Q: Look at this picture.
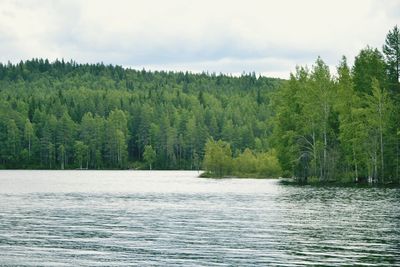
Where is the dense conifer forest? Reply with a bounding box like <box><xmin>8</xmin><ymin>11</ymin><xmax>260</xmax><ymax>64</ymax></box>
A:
<box><xmin>0</xmin><ymin>59</ymin><xmax>281</xmax><ymax>171</ymax></box>
<box><xmin>1</xmin><ymin>26</ymin><xmax>399</xmax><ymax>184</ymax></box>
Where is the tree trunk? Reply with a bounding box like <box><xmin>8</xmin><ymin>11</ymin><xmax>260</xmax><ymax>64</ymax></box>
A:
<box><xmin>323</xmin><ymin>101</ymin><xmax>329</xmax><ymax>181</ymax></box>
<box><xmin>312</xmin><ymin>131</ymin><xmax>317</xmax><ymax>178</ymax></box>
<box><xmin>378</xmin><ymin>98</ymin><xmax>384</xmax><ymax>183</ymax></box>
<box><xmin>324</xmin><ymin>129</ymin><xmax>327</xmax><ymax>180</ymax></box>
<box><xmin>28</xmin><ymin>137</ymin><xmax>31</xmax><ymax>159</ymax></box>
<box><xmin>397</xmin><ymin>136</ymin><xmax>399</xmax><ymax>183</ymax></box>
<box><xmin>353</xmin><ymin>147</ymin><xmax>358</xmax><ymax>182</ymax></box>
<box><xmin>374</xmin><ymin>151</ymin><xmax>378</xmax><ymax>183</ymax></box>
<box><xmin>380</xmin><ymin>127</ymin><xmax>384</xmax><ymax>183</ymax></box>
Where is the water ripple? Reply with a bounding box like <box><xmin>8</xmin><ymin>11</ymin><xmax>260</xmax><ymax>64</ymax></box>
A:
<box><xmin>0</xmin><ymin>170</ymin><xmax>399</xmax><ymax>266</ymax></box>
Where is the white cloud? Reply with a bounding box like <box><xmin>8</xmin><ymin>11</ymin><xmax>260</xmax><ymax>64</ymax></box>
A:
<box><xmin>130</xmin><ymin>57</ymin><xmax>295</xmax><ymax>78</ymax></box>
<box><xmin>0</xmin><ymin>0</ymin><xmax>398</xmax><ymax>78</ymax></box>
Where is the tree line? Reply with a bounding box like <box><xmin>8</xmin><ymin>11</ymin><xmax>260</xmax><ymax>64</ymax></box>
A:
<box><xmin>1</xmin><ymin>25</ymin><xmax>399</xmax><ymax>184</ymax></box>
<box><xmin>270</xmin><ymin>25</ymin><xmax>400</xmax><ymax>184</ymax></box>
<box><xmin>0</xmin><ymin>59</ymin><xmax>281</xmax><ymax>170</ymax></box>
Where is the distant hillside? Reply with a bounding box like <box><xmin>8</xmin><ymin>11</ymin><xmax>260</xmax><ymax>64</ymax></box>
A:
<box><xmin>0</xmin><ymin>59</ymin><xmax>283</xmax><ymax>169</ymax></box>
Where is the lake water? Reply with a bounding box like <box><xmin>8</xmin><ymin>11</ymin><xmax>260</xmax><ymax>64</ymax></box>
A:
<box><xmin>0</xmin><ymin>170</ymin><xmax>399</xmax><ymax>266</ymax></box>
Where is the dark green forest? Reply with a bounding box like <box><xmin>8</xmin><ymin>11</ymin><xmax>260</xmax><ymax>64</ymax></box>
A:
<box><xmin>1</xmin><ymin>26</ymin><xmax>399</xmax><ymax>184</ymax></box>
<box><xmin>0</xmin><ymin>58</ymin><xmax>281</xmax><ymax>170</ymax></box>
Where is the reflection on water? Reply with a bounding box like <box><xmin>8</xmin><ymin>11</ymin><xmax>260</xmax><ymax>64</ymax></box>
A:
<box><xmin>0</xmin><ymin>170</ymin><xmax>399</xmax><ymax>266</ymax></box>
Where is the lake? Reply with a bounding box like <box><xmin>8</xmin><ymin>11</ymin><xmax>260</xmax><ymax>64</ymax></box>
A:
<box><xmin>0</xmin><ymin>170</ymin><xmax>399</xmax><ymax>266</ymax></box>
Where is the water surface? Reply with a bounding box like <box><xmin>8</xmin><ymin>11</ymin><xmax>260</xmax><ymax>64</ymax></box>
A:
<box><xmin>0</xmin><ymin>170</ymin><xmax>399</xmax><ymax>266</ymax></box>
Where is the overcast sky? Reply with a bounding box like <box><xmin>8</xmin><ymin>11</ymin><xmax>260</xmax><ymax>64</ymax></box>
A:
<box><xmin>0</xmin><ymin>0</ymin><xmax>399</xmax><ymax>78</ymax></box>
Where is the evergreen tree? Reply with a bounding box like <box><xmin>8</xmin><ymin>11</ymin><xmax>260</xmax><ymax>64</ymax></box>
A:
<box><xmin>383</xmin><ymin>25</ymin><xmax>400</xmax><ymax>91</ymax></box>
<box><xmin>352</xmin><ymin>47</ymin><xmax>386</xmax><ymax>94</ymax></box>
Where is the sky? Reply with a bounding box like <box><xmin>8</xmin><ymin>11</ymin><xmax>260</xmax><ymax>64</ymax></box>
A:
<box><xmin>0</xmin><ymin>0</ymin><xmax>399</xmax><ymax>79</ymax></box>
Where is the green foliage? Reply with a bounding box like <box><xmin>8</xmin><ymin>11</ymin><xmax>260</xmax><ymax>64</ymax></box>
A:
<box><xmin>203</xmin><ymin>139</ymin><xmax>281</xmax><ymax>178</ymax></box>
<box><xmin>364</xmin><ymin>79</ymin><xmax>393</xmax><ymax>182</ymax></box>
<box><xmin>1</xmin><ymin>26</ymin><xmax>399</xmax><ymax>184</ymax></box>
<box><xmin>256</xmin><ymin>150</ymin><xmax>282</xmax><ymax>178</ymax></box>
<box><xmin>143</xmin><ymin>145</ymin><xmax>156</xmax><ymax>170</ymax></box>
<box><xmin>203</xmin><ymin>139</ymin><xmax>233</xmax><ymax>177</ymax></box>
<box><xmin>74</xmin><ymin>141</ymin><xmax>88</xmax><ymax>169</ymax></box>
<box><xmin>7</xmin><ymin>119</ymin><xmax>20</xmax><ymax>162</ymax></box>
<box><xmin>383</xmin><ymin>25</ymin><xmax>400</xmax><ymax>90</ymax></box>
<box><xmin>0</xmin><ymin>59</ymin><xmax>281</xmax><ymax>169</ymax></box>
<box><xmin>270</xmin><ymin>26</ymin><xmax>400</xmax><ymax>184</ymax></box>
<box><xmin>235</xmin><ymin>148</ymin><xmax>257</xmax><ymax>174</ymax></box>
<box><xmin>24</xmin><ymin>119</ymin><xmax>34</xmax><ymax>160</ymax></box>
<box><xmin>352</xmin><ymin>46</ymin><xmax>386</xmax><ymax>94</ymax></box>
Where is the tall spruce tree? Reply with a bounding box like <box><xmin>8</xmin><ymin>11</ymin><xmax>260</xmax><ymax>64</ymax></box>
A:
<box><xmin>383</xmin><ymin>25</ymin><xmax>400</xmax><ymax>91</ymax></box>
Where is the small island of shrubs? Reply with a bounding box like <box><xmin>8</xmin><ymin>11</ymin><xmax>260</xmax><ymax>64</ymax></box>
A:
<box><xmin>201</xmin><ymin>139</ymin><xmax>282</xmax><ymax>178</ymax></box>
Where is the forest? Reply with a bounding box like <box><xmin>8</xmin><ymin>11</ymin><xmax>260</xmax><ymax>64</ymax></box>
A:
<box><xmin>0</xmin><ymin>26</ymin><xmax>399</xmax><ymax>184</ymax></box>
<box><xmin>0</xmin><ymin>57</ymin><xmax>281</xmax><ymax>171</ymax></box>
<box><xmin>268</xmin><ymin>26</ymin><xmax>400</xmax><ymax>184</ymax></box>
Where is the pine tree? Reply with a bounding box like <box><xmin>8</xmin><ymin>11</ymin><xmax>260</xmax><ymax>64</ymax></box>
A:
<box><xmin>383</xmin><ymin>25</ymin><xmax>400</xmax><ymax>90</ymax></box>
